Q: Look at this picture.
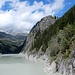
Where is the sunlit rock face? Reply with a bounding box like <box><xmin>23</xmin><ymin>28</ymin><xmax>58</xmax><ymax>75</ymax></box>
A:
<box><xmin>23</xmin><ymin>15</ymin><xmax>57</xmax><ymax>53</ymax></box>
<box><xmin>57</xmin><ymin>59</ymin><xmax>75</xmax><ymax>75</ymax></box>
<box><xmin>73</xmin><ymin>60</ymin><xmax>75</xmax><ymax>68</ymax></box>
<box><xmin>50</xmin><ymin>61</ymin><xmax>57</xmax><ymax>73</ymax></box>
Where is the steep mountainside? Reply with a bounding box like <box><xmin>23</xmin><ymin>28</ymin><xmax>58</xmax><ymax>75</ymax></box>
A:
<box><xmin>23</xmin><ymin>5</ymin><xmax>75</xmax><ymax>75</ymax></box>
<box><xmin>23</xmin><ymin>15</ymin><xmax>57</xmax><ymax>53</ymax></box>
<box><xmin>0</xmin><ymin>32</ymin><xmax>26</xmax><ymax>54</ymax></box>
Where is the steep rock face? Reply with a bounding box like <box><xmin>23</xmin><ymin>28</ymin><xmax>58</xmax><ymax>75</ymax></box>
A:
<box><xmin>30</xmin><ymin>15</ymin><xmax>57</xmax><ymax>32</ymax></box>
<box><xmin>23</xmin><ymin>15</ymin><xmax>57</xmax><ymax>54</ymax></box>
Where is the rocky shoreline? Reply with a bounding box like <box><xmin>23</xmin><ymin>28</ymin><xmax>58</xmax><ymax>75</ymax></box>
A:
<box><xmin>24</xmin><ymin>52</ymin><xmax>62</xmax><ymax>75</ymax></box>
<box><xmin>23</xmin><ymin>52</ymin><xmax>75</xmax><ymax>75</ymax></box>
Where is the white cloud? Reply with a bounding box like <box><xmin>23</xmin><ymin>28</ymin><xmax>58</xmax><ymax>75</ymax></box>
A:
<box><xmin>0</xmin><ymin>0</ymin><xmax>65</xmax><ymax>34</ymax></box>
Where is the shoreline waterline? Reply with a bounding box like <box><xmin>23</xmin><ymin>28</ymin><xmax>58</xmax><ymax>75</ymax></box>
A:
<box><xmin>0</xmin><ymin>54</ymin><xmax>61</xmax><ymax>75</ymax></box>
<box><xmin>24</xmin><ymin>53</ymin><xmax>62</xmax><ymax>75</ymax></box>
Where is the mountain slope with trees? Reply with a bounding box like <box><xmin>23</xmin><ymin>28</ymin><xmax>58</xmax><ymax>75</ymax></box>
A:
<box><xmin>23</xmin><ymin>5</ymin><xmax>75</xmax><ymax>75</ymax></box>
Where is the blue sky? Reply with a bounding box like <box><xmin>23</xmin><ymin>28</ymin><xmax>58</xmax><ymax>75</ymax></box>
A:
<box><xmin>1</xmin><ymin>1</ymin><xmax>13</xmax><ymax>11</ymax></box>
<box><xmin>1</xmin><ymin>0</ymin><xmax>75</xmax><ymax>17</ymax></box>
<box><xmin>57</xmin><ymin>0</ymin><xmax>75</xmax><ymax>17</ymax></box>
<box><xmin>0</xmin><ymin>0</ymin><xmax>75</xmax><ymax>34</ymax></box>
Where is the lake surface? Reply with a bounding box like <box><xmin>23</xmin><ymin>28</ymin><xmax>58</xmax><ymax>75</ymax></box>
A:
<box><xmin>0</xmin><ymin>54</ymin><xmax>61</xmax><ymax>75</ymax></box>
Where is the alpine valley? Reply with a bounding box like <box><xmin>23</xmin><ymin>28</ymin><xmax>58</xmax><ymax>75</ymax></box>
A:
<box><xmin>0</xmin><ymin>4</ymin><xmax>75</xmax><ymax>75</ymax></box>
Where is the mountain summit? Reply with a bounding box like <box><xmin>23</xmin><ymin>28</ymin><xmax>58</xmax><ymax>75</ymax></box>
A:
<box><xmin>23</xmin><ymin>15</ymin><xmax>57</xmax><ymax>53</ymax></box>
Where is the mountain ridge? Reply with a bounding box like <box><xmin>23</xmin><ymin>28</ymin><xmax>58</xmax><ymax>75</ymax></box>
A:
<box><xmin>0</xmin><ymin>31</ymin><xmax>26</xmax><ymax>54</ymax></box>
<box><xmin>23</xmin><ymin>15</ymin><xmax>57</xmax><ymax>53</ymax></box>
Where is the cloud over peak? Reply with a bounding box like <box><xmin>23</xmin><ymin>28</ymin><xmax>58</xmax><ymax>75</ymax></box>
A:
<box><xmin>0</xmin><ymin>0</ymin><xmax>65</xmax><ymax>34</ymax></box>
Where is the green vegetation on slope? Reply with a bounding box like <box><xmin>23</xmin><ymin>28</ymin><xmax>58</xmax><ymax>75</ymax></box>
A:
<box><xmin>49</xmin><ymin>23</ymin><xmax>75</xmax><ymax>58</ymax></box>
<box><xmin>30</xmin><ymin>5</ymin><xmax>75</xmax><ymax>60</ymax></box>
<box><xmin>0</xmin><ymin>39</ymin><xmax>24</xmax><ymax>54</ymax></box>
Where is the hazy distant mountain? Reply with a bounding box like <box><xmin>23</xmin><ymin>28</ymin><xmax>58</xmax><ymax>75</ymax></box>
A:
<box><xmin>0</xmin><ymin>31</ymin><xmax>26</xmax><ymax>54</ymax></box>
<box><xmin>15</xmin><ymin>33</ymin><xmax>27</xmax><ymax>41</ymax></box>
<box><xmin>0</xmin><ymin>31</ymin><xmax>15</xmax><ymax>40</ymax></box>
<box><xmin>0</xmin><ymin>31</ymin><xmax>27</xmax><ymax>41</ymax></box>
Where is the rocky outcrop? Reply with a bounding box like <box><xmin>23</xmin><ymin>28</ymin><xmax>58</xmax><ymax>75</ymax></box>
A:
<box><xmin>57</xmin><ymin>59</ymin><xmax>75</xmax><ymax>75</ymax></box>
<box><xmin>30</xmin><ymin>15</ymin><xmax>57</xmax><ymax>32</ymax></box>
<box><xmin>23</xmin><ymin>15</ymin><xmax>57</xmax><ymax>53</ymax></box>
